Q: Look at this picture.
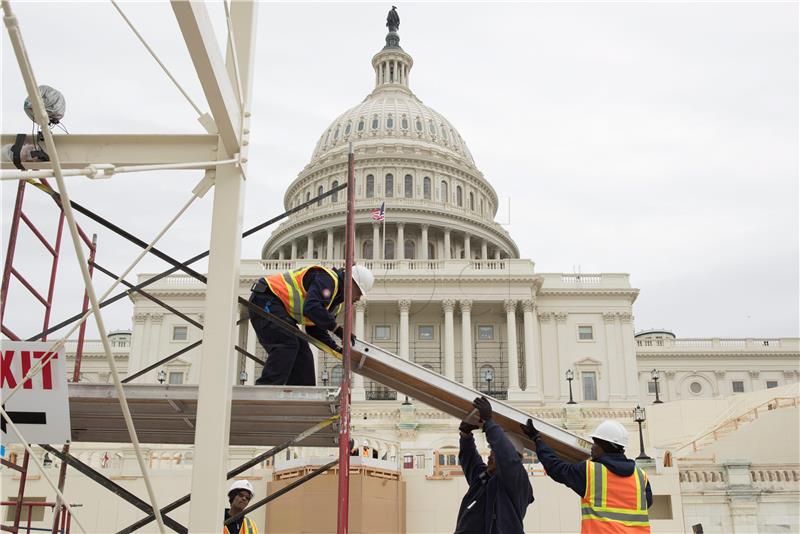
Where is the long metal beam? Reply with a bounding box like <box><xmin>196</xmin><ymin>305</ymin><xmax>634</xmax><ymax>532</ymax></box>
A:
<box><xmin>0</xmin><ymin>134</ymin><xmax>219</xmax><ymax>169</ymax></box>
<box><xmin>171</xmin><ymin>1</ymin><xmax>242</xmax><ymax>156</ymax></box>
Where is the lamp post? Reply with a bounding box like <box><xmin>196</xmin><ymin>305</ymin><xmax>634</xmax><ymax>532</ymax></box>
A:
<box><xmin>633</xmin><ymin>404</ymin><xmax>652</xmax><ymax>460</ymax></box>
<box><xmin>565</xmin><ymin>369</ymin><xmax>577</xmax><ymax>404</ymax></box>
<box><xmin>43</xmin><ymin>452</ymin><xmax>53</xmax><ymax>468</ymax></box>
<box><xmin>157</xmin><ymin>369</ymin><xmax>166</xmax><ymax>385</ymax></box>
<box><xmin>651</xmin><ymin>368</ymin><xmax>663</xmax><ymax>404</ymax></box>
<box><xmin>483</xmin><ymin>368</ymin><xmax>494</xmax><ymax>395</ymax></box>
<box><xmin>239</xmin><ymin>369</ymin><xmax>248</xmax><ymax>385</ymax></box>
<box><xmin>322</xmin><ymin>368</ymin><xmax>329</xmax><ymax>387</ymax></box>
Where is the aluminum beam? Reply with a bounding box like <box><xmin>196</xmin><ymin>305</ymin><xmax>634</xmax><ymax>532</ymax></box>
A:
<box><xmin>349</xmin><ymin>339</ymin><xmax>592</xmax><ymax>462</ymax></box>
<box><xmin>68</xmin><ymin>384</ymin><xmax>340</xmax><ymax>447</ymax></box>
<box><xmin>0</xmin><ymin>134</ymin><xmax>219</xmax><ymax>169</ymax></box>
<box><xmin>171</xmin><ymin>1</ymin><xmax>242</xmax><ymax>156</ymax></box>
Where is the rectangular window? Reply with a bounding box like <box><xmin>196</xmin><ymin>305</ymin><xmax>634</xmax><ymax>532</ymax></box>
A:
<box><xmin>647</xmin><ymin>381</ymin><xmax>657</xmax><ymax>394</ymax></box>
<box><xmin>578</xmin><ymin>325</ymin><xmax>594</xmax><ymax>341</ymax></box>
<box><xmin>415</xmin><ymin>454</ymin><xmax>426</xmax><ymax>469</ymax></box>
<box><xmin>172</xmin><ymin>326</ymin><xmax>188</xmax><ymax>341</ymax></box>
<box><xmin>732</xmin><ymin>380</ymin><xmax>745</xmax><ymax>393</ymax></box>
<box><xmin>374</xmin><ymin>325</ymin><xmax>391</xmax><ymax>340</ymax></box>
<box><xmin>477</xmin><ymin>325</ymin><xmax>494</xmax><ymax>341</ymax></box>
<box><xmin>582</xmin><ymin>371</ymin><xmax>598</xmax><ymax>401</ymax></box>
<box><xmin>168</xmin><ymin>372</ymin><xmax>184</xmax><ymax>385</ymax></box>
<box><xmin>403</xmin><ymin>455</ymin><xmax>414</xmax><ymax>469</ymax></box>
<box><xmin>4</xmin><ymin>497</ymin><xmax>46</xmax><ymax>522</ymax></box>
<box><xmin>418</xmin><ymin>325</ymin><xmax>434</xmax><ymax>340</ymax></box>
<box><xmin>766</xmin><ymin>380</ymin><xmax>778</xmax><ymax>389</ymax></box>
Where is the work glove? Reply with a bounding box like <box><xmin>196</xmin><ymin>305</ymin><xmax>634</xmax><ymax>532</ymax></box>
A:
<box><xmin>333</xmin><ymin>325</ymin><xmax>357</xmax><ymax>346</ymax></box>
<box><xmin>520</xmin><ymin>418</ymin><xmax>541</xmax><ymax>442</ymax></box>
<box><xmin>459</xmin><ymin>421</ymin><xmax>479</xmax><ymax>434</ymax></box>
<box><xmin>473</xmin><ymin>396</ymin><xmax>492</xmax><ymax>422</ymax></box>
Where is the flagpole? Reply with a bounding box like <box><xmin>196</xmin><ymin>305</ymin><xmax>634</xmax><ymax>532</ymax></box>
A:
<box><xmin>381</xmin><ymin>200</ymin><xmax>386</xmax><ymax>261</ymax></box>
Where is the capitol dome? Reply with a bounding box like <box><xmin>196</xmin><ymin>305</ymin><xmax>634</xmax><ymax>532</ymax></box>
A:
<box><xmin>263</xmin><ymin>26</ymin><xmax>518</xmax><ymax>262</ymax></box>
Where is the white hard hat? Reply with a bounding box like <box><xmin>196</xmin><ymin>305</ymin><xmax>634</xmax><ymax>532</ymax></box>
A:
<box><xmin>351</xmin><ymin>265</ymin><xmax>375</xmax><ymax>294</ymax></box>
<box><xmin>228</xmin><ymin>479</ymin><xmax>254</xmax><ymax>497</ymax></box>
<box><xmin>507</xmin><ymin>433</ymin><xmax>526</xmax><ymax>456</ymax></box>
<box><xmin>589</xmin><ymin>420</ymin><xmax>629</xmax><ymax>448</ymax></box>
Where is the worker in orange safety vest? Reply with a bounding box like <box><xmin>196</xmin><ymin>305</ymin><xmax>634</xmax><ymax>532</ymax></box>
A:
<box><xmin>521</xmin><ymin>419</ymin><xmax>652</xmax><ymax>533</ymax></box>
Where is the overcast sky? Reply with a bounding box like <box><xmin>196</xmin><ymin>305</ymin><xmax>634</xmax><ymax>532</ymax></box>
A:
<box><xmin>2</xmin><ymin>1</ymin><xmax>798</xmax><ymax>342</ymax></box>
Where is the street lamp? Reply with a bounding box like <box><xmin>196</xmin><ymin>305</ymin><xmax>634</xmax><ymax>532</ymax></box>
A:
<box><xmin>483</xmin><ymin>368</ymin><xmax>494</xmax><ymax>395</ymax></box>
<box><xmin>651</xmin><ymin>369</ymin><xmax>663</xmax><ymax>404</ymax></box>
<box><xmin>157</xmin><ymin>369</ymin><xmax>166</xmax><ymax>384</ymax></box>
<box><xmin>633</xmin><ymin>404</ymin><xmax>652</xmax><ymax>460</ymax></box>
<box><xmin>43</xmin><ymin>453</ymin><xmax>53</xmax><ymax>468</ymax></box>
<box><xmin>565</xmin><ymin>369</ymin><xmax>577</xmax><ymax>404</ymax></box>
<box><xmin>321</xmin><ymin>368</ymin><xmax>329</xmax><ymax>386</ymax></box>
<box><xmin>239</xmin><ymin>369</ymin><xmax>248</xmax><ymax>385</ymax></box>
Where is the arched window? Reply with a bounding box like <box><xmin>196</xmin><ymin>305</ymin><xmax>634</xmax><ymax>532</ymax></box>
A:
<box><xmin>357</xmin><ymin>118</ymin><xmax>365</xmax><ymax>132</ymax></box>
<box><xmin>331</xmin><ymin>365</ymin><xmax>343</xmax><ymax>387</ymax></box>
<box><xmin>305</xmin><ymin>192</ymin><xmax>311</xmax><ymax>208</ymax></box>
<box><xmin>401</xmin><ymin>115</ymin><xmax>409</xmax><ymax>130</ymax></box>
<box><xmin>415</xmin><ymin>118</ymin><xmax>423</xmax><ymax>132</ymax></box>
<box><xmin>366</xmin><ymin>175</ymin><xmax>375</xmax><ymax>198</ymax></box>
<box><xmin>385</xmin><ymin>174</ymin><xmax>394</xmax><ymax>197</ymax></box>
<box><xmin>428</xmin><ymin>120</ymin><xmax>436</xmax><ymax>135</ymax></box>
<box><xmin>333</xmin><ymin>125</ymin><xmax>340</xmax><ymax>140</ymax></box>
<box><xmin>371</xmin><ymin>115</ymin><xmax>379</xmax><ymax>129</ymax></box>
<box><xmin>387</xmin><ymin>115</ymin><xmax>394</xmax><ymax>129</ymax></box>
<box><xmin>469</xmin><ymin>192</ymin><xmax>475</xmax><ymax>210</ymax></box>
<box><xmin>480</xmin><ymin>198</ymin><xmax>484</xmax><ymax>214</ymax></box>
<box><xmin>384</xmin><ymin>239</ymin><xmax>395</xmax><ymax>260</ymax></box>
<box><xmin>344</xmin><ymin>122</ymin><xmax>352</xmax><ymax>135</ymax></box>
<box><xmin>332</xmin><ymin>180</ymin><xmax>339</xmax><ymax>202</ymax></box>
<box><xmin>423</xmin><ymin>177</ymin><xmax>431</xmax><ymax>200</ymax></box>
<box><xmin>362</xmin><ymin>239</ymin><xmax>373</xmax><ymax>259</ymax></box>
<box><xmin>317</xmin><ymin>185</ymin><xmax>324</xmax><ymax>206</ymax></box>
<box><xmin>441</xmin><ymin>125</ymin><xmax>448</xmax><ymax>141</ymax></box>
<box><xmin>456</xmin><ymin>185</ymin><xmax>463</xmax><ymax>207</ymax></box>
<box><xmin>440</xmin><ymin>181</ymin><xmax>448</xmax><ymax>203</ymax></box>
<box><xmin>428</xmin><ymin>242</ymin><xmax>436</xmax><ymax>259</ymax></box>
<box><xmin>404</xmin><ymin>174</ymin><xmax>413</xmax><ymax>198</ymax></box>
<box><xmin>404</xmin><ymin>240</ymin><xmax>416</xmax><ymax>259</ymax></box>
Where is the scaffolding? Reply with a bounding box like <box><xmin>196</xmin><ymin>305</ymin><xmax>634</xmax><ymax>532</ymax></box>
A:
<box><xmin>1</xmin><ymin>3</ymin><xmax>589</xmax><ymax>533</ymax></box>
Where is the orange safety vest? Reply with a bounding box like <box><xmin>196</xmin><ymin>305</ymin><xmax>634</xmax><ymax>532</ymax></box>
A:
<box><xmin>581</xmin><ymin>461</ymin><xmax>651</xmax><ymax>533</ymax></box>
<box><xmin>264</xmin><ymin>266</ymin><xmax>342</xmax><ymax>326</ymax></box>
<box><xmin>223</xmin><ymin>516</ymin><xmax>258</xmax><ymax>534</ymax></box>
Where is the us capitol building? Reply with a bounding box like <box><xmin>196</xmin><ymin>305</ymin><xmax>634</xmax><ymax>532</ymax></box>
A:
<box><xmin>7</xmin><ymin>18</ymin><xmax>799</xmax><ymax>534</ymax></box>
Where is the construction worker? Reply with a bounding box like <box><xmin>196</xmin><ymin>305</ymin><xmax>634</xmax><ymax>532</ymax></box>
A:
<box><xmin>223</xmin><ymin>480</ymin><xmax>258</xmax><ymax>534</ymax></box>
<box><xmin>455</xmin><ymin>397</ymin><xmax>534</xmax><ymax>534</ymax></box>
<box><xmin>521</xmin><ymin>418</ymin><xmax>653</xmax><ymax>533</ymax></box>
<box><xmin>249</xmin><ymin>265</ymin><xmax>374</xmax><ymax>386</ymax></box>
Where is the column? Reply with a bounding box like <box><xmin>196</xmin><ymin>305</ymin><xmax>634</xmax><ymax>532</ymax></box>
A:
<box><xmin>481</xmin><ymin>240</ymin><xmax>488</xmax><ymax>260</ymax></box>
<box><xmin>555</xmin><ymin>313</ymin><xmax>569</xmax><ymax>400</ymax></box>
<box><xmin>127</xmin><ymin>312</ymin><xmax>149</xmax><ymax>377</ymax></box>
<box><xmin>619</xmin><ymin>312</ymin><xmax>640</xmax><ymax>401</ymax></box>
<box><xmin>504</xmin><ymin>300</ymin><xmax>520</xmax><ymax>392</ymax></box>
<box><xmin>604</xmin><ymin>312</ymin><xmax>625</xmax><ymax>401</ymax></box>
<box><xmin>520</xmin><ymin>299</ymin><xmax>542</xmax><ymax>400</ymax></box>
<box><xmin>245</xmin><ymin>321</ymin><xmax>257</xmax><ymax>385</ymax></box>
<box><xmin>442</xmin><ymin>300</ymin><xmax>456</xmax><ymax>379</ymax></box>
<box><xmin>326</xmin><ymin>229</ymin><xmax>334</xmax><ymax>260</ymax></box>
<box><xmin>421</xmin><ymin>225</ymin><xmax>429</xmax><ymax>260</ymax></box>
<box><xmin>444</xmin><ymin>229</ymin><xmax>451</xmax><ymax>260</ymax></box>
<box><xmin>463</xmin><ymin>233</ymin><xmax>471</xmax><ymax>260</ymax></box>
<box><xmin>539</xmin><ymin>313</ymin><xmax>559</xmax><ymax>401</ymax></box>
<box><xmin>146</xmin><ymin>313</ymin><xmax>164</xmax><ymax>383</ymax></box>
<box><xmin>290</xmin><ymin>240</ymin><xmax>297</xmax><ymax>260</ymax></box>
<box><xmin>494</xmin><ymin>249</ymin><xmax>501</xmax><ymax>260</ymax></box>
<box><xmin>398</xmin><ymin>299</ymin><xmax>411</xmax><ymax>360</ymax></box>
<box><xmin>460</xmin><ymin>300</ymin><xmax>473</xmax><ymax>388</ymax></box>
<box><xmin>278</xmin><ymin>248</ymin><xmax>285</xmax><ymax>260</ymax></box>
<box><xmin>307</xmin><ymin>233</ymin><xmax>314</xmax><ymax>259</ymax></box>
<box><xmin>397</xmin><ymin>222</ymin><xmax>405</xmax><ymax>260</ymax></box>
<box><xmin>352</xmin><ymin>301</ymin><xmax>367</xmax><ymax>400</ymax></box>
<box><xmin>373</xmin><ymin>222</ymin><xmax>381</xmax><ymax>260</ymax></box>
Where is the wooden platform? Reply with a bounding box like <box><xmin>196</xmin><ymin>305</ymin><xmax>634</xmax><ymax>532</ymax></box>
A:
<box><xmin>68</xmin><ymin>383</ymin><xmax>340</xmax><ymax>447</ymax></box>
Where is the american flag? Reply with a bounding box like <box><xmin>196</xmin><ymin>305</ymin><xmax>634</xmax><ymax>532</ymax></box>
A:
<box><xmin>370</xmin><ymin>201</ymin><xmax>385</xmax><ymax>221</ymax></box>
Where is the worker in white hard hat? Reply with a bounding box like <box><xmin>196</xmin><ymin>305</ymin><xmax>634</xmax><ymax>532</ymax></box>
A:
<box><xmin>521</xmin><ymin>418</ymin><xmax>653</xmax><ymax>533</ymax></box>
<box><xmin>249</xmin><ymin>264</ymin><xmax>374</xmax><ymax>385</ymax></box>
<box><xmin>455</xmin><ymin>397</ymin><xmax>534</xmax><ymax>534</ymax></box>
<box><xmin>223</xmin><ymin>479</ymin><xmax>258</xmax><ymax>534</ymax></box>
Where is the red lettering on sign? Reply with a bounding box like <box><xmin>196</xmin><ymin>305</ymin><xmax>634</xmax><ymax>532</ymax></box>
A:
<box><xmin>20</xmin><ymin>351</ymin><xmax>33</xmax><ymax>389</ymax></box>
<box><xmin>1</xmin><ymin>350</ymin><xmax>16</xmax><ymax>388</ymax></box>
<box><xmin>33</xmin><ymin>351</ymin><xmax>57</xmax><ymax>390</ymax></box>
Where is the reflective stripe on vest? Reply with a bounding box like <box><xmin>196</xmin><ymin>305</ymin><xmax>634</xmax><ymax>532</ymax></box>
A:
<box><xmin>581</xmin><ymin>461</ymin><xmax>650</xmax><ymax>533</ymax></box>
<box><xmin>222</xmin><ymin>517</ymin><xmax>258</xmax><ymax>534</ymax></box>
<box><xmin>264</xmin><ymin>266</ymin><xmax>341</xmax><ymax>325</ymax></box>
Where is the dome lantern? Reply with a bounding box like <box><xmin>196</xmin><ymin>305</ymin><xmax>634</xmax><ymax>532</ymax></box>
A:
<box><xmin>371</xmin><ymin>9</ymin><xmax>413</xmax><ymax>94</ymax></box>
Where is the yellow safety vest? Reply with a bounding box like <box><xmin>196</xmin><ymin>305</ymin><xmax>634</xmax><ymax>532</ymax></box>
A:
<box><xmin>581</xmin><ymin>461</ymin><xmax>650</xmax><ymax>533</ymax></box>
<box><xmin>264</xmin><ymin>265</ymin><xmax>342</xmax><ymax>325</ymax></box>
<box><xmin>222</xmin><ymin>516</ymin><xmax>258</xmax><ymax>534</ymax></box>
